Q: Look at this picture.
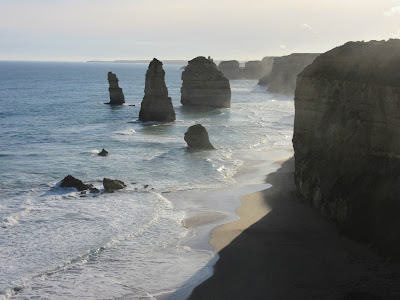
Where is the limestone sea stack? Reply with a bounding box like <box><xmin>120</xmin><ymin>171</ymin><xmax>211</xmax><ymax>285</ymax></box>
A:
<box><xmin>107</xmin><ymin>72</ymin><xmax>125</xmax><ymax>105</ymax></box>
<box><xmin>242</xmin><ymin>60</ymin><xmax>263</xmax><ymax>79</ymax></box>
<box><xmin>258</xmin><ymin>56</ymin><xmax>275</xmax><ymax>85</ymax></box>
<box><xmin>267</xmin><ymin>53</ymin><xmax>320</xmax><ymax>95</ymax></box>
<box><xmin>181</xmin><ymin>57</ymin><xmax>231</xmax><ymax>108</ymax></box>
<box><xmin>139</xmin><ymin>58</ymin><xmax>176</xmax><ymax>122</ymax></box>
<box><xmin>293</xmin><ymin>39</ymin><xmax>400</xmax><ymax>257</ymax></box>
<box><xmin>184</xmin><ymin>124</ymin><xmax>215</xmax><ymax>150</ymax></box>
<box><xmin>218</xmin><ymin>60</ymin><xmax>242</xmax><ymax>79</ymax></box>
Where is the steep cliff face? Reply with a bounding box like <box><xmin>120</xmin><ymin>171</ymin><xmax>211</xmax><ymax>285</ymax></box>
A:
<box><xmin>267</xmin><ymin>53</ymin><xmax>320</xmax><ymax>96</ymax></box>
<box><xmin>258</xmin><ymin>56</ymin><xmax>275</xmax><ymax>85</ymax></box>
<box><xmin>218</xmin><ymin>60</ymin><xmax>241</xmax><ymax>79</ymax></box>
<box><xmin>139</xmin><ymin>58</ymin><xmax>176</xmax><ymax>122</ymax></box>
<box><xmin>293</xmin><ymin>39</ymin><xmax>400</xmax><ymax>257</ymax></box>
<box><xmin>181</xmin><ymin>56</ymin><xmax>231</xmax><ymax>108</ymax></box>
<box><xmin>107</xmin><ymin>72</ymin><xmax>125</xmax><ymax>105</ymax></box>
<box><xmin>242</xmin><ymin>60</ymin><xmax>263</xmax><ymax>79</ymax></box>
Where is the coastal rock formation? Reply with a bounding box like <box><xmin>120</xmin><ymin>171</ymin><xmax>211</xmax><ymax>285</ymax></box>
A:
<box><xmin>242</xmin><ymin>60</ymin><xmax>263</xmax><ymax>79</ymax></box>
<box><xmin>218</xmin><ymin>60</ymin><xmax>241</xmax><ymax>79</ymax></box>
<box><xmin>293</xmin><ymin>39</ymin><xmax>400</xmax><ymax>257</ymax></box>
<box><xmin>267</xmin><ymin>53</ymin><xmax>320</xmax><ymax>95</ymax></box>
<box><xmin>184</xmin><ymin>124</ymin><xmax>215</xmax><ymax>150</ymax></box>
<box><xmin>139</xmin><ymin>58</ymin><xmax>176</xmax><ymax>122</ymax></box>
<box><xmin>60</xmin><ymin>175</ymin><xmax>90</xmax><ymax>191</ymax></box>
<box><xmin>98</xmin><ymin>149</ymin><xmax>109</xmax><ymax>156</ymax></box>
<box><xmin>107</xmin><ymin>72</ymin><xmax>125</xmax><ymax>105</ymax></box>
<box><xmin>258</xmin><ymin>56</ymin><xmax>275</xmax><ymax>85</ymax></box>
<box><xmin>103</xmin><ymin>178</ymin><xmax>126</xmax><ymax>192</ymax></box>
<box><xmin>181</xmin><ymin>56</ymin><xmax>231</xmax><ymax>108</ymax></box>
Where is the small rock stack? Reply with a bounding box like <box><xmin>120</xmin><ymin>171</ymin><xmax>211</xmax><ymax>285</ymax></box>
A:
<box><xmin>107</xmin><ymin>72</ymin><xmax>125</xmax><ymax>105</ymax></box>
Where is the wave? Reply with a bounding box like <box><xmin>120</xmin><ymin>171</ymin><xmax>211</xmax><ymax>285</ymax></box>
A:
<box><xmin>1</xmin><ymin>206</ymin><xmax>33</xmax><ymax>229</ymax></box>
<box><xmin>114</xmin><ymin>129</ymin><xmax>136</xmax><ymax>135</ymax></box>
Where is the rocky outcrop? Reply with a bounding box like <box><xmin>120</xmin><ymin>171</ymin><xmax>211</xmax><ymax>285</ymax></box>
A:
<box><xmin>60</xmin><ymin>175</ymin><xmax>90</xmax><ymax>191</ymax></box>
<box><xmin>103</xmin><ymin>178</ymin><xmax>126</xmax><ymax>192</ymax></box>
<box><xmin>98</xmin><ymin>149</ymin><xmax>109</xmax><ymax>156</ymax></box>
<box><xmin>218</xmin><ymin>60</ymin><xmax>242</xmax><ymax>79</ymax></box>
<box><xmin>293</xmin><ymin>39</ymin><xmax>400</xmax><ymax>258</ymax></box>
<box><xmin>184</xmin><ymin>124</ymin><xmax>215</xmax><ymax>150</ymax></box>
<box><xmin>242</xmin><ymin>60</ymin><xmax>263</xmax><ymax>79</ymax></box>
<box><xmin>107</xmin><ymin>72</ymin><xmax>125</xmax><ymax>105</ymax></box>
<box><xmin>267</xmin><ymin>53</ymin><xmax>320</xmax><ymax>95</ymax></box>
<box><xmin>139</xmin><ymin>58</ymin><xmax>176</xmax><ymax>122</ymax></box>
<box><xmin>258</xmin><ymin>56</ymin><xmax>275</xmax><ymax>85</ymax></box>
<box><xmin>181</xmin><ymin>56</ymin><xmax>231</xmax><ymax>108</ymax></box>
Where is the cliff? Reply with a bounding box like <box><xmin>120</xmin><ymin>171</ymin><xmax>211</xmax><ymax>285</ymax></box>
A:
<box><xmin>242</xmin><ymin>60</ymin><xmax>263</xmax><ymax>79</ymax></box>
<box><xmin>181</xmin><ymin>56</ymin><xmax>231</xmax><ymax>108</ymax></box>
<box><xmin>258</xmin><ymin>56</ymin><xmax>275</xmax><ymax>85</ymax></box>
<box><xmin>218</xmin><ymin>60</ymin><xmax>241</xmax><ymax>79</ymax></box>
<box><xmin>139</xmin><ymin>58</ymin><xmax>176</xmax><ymax>122</ymax></box>
<box><xmin>293</xmin><ymin>39</ymin><xmax>400</xmax><ymax>258</ymax></box>
<box><xmin>107</xmin><ymin>72</ymin><xmax>125</xmax><ymax>105</ymax></box>
<box><xmin>267</xmin><ymin>53</ymin><xmax>320</xmax><ymax>96</ymax></box>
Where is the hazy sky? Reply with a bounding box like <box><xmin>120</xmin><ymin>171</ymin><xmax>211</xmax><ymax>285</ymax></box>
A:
<box><xmin>1</xmin><ymin>0</ymin><xmax>399</xmax><ymax>61</ymax></box>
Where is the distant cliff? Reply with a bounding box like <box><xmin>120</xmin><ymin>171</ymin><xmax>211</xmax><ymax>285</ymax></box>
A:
<box><xmin>218</xmin><ymin>60</ymin><xmax>264</xmax><ymax>80</ymax></box>
<box><xmin>265</xmin><ymin>53</ymin><xmax>319</xmax><ymax>96</ymax></box>
<box><xmin>218</xmin><ymin>60</ymin><xmax>242</xmax><ymax>79</ymax></box>
<box><xmin>258</xmin><ymin>56</ymin><xmax>275</xmax><ymax>85</ymax></box>
<box><xmin>293</xmin><ymin>39</ymin><xmax>400</xmax><ymax>257</ymax></box>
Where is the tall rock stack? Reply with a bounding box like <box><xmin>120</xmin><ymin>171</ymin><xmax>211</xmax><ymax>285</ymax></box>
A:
<box><xmin>181</xmin><ymin>56</ymin><xmax>231</xmax><ymax>108</ymax></box>
<box><xmin>293</xmin><ymin>39</ymin><xmax>400</xmax><ymax>257</ymax></box>
<box><xmin>107</xmin><ymin>72</ymin><xmax>125</xmax><ymax>105</ymax></box>
<box><xmin>267</xmin><ymin>53</ymin><xmax>320</xmax><ymax>95</ymax></box>
<box><xmin>218</xmin><ymin>60</ymin><xmax>242</xmax><ymax>79</ymax></box>
<box><xmin>139</xmin><ymin>58</ymin><xmax>176</xmax><ymax>122</ymax></box>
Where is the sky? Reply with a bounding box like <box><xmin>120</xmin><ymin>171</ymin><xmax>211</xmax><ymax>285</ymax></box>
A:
<box><xmin>0</xmin><ymin>0</ymin><xmax>399</xmax><ymax>61</ymax></box>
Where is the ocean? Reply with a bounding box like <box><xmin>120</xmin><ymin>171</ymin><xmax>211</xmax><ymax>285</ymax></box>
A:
<box><xmin>0</xmin><ymin>61</ymin><xmax>294</xmax><ymax>299</ymax></box>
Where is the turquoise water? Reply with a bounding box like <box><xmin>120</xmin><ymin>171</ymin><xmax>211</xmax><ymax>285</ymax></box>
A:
<box><xmin>0</xmin><ymin>61</ymin><xmax>294</xmax><ymax>299</ymax></box>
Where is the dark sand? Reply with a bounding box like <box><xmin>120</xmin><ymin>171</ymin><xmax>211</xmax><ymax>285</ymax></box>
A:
<box><xmin>189</xmin><ymin>158</ymin><xmax>400</xmax><ymax>299</ymax></box>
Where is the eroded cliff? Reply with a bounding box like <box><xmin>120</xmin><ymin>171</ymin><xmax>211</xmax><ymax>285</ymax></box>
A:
<box><xmin>293</xmin><ymin>39</ymin><xmax>400</xmax><ymax>257</ymax></box>
<box><xmin>267</xmin><ymin>53</ymin><xmax>319</xmax><ymax>96</ymax></box>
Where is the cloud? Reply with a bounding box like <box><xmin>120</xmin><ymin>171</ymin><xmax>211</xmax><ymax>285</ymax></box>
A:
<box><xmin>280</xmin><ymin>45</ymin><xmax>287</xmax><ymax>49</ymax></box>
<box><xmin>302</xmin><ymin>23</ymin><xmax>318</xmax><ymax>35</ymax></box>
<box><xmin>384</xmin><ymin>0</ymin><xmax>400</xmax><ymax>16</ymax></box>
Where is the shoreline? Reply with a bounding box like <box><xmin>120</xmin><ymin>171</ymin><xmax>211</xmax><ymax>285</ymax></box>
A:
<box><xmin>188</xmin><ymin>158</ymin><xmax>400</xmax><ymax>299</ymax></box>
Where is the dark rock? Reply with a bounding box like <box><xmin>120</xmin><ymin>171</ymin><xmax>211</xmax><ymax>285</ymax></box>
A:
<box><xmin>143</xmin><ymin>184</ymin><xmax>149</xmax><ymax>189</ymax></box>
<box><xmin>98</xmin><ymin>149</ymin><xmax>109</xmax><ymax>156</ymax></box>
<box><xmin>218</xmin><ymin>60</ymin><xmax>242</xmax><ymax>79</ymax></box>
<box><xmin>107</xmin><ymin>72</ymin><xmax>125</xmax><ymax>105</ymax></box>
<box><xmin>89</xmin><ymin>188</ymin><xmax>100</xmax><ymax>194</ymax></box>
<box><xmin>181</xmin><ymin>56</ymin><xmax>231</xmax><ymax>108</ymax></box>
<box><xmin>60</xmin><ymin>175</ymin><xmax>90</xmax><ymax>191</ymax></box>
<box><xmin>103</xmin><ymin>178</ymin><xmax>126</xmax><ymax>192</ymax></box>
<box><xmin>293</xmin><ymin>39</ymin><xmax>400</xmax><ymax>258</ymax></box>
<box><xmin>267</xmin><ymin>53</ymin><xmax>320</xmax><ymax>95</ymax></box>
<box><xmin>242</xmin><ymin>60</ymin><xmax>263</xmax><ymax>79</ymax></box>
<box><xmin>184</xmin><ymin>124</ymin><xmax>215</xmax><ymax>150</ymax></box>
<box><xmin>139</xmin><ymin>58</ymin><xmax>176</xmax><ymax>122</ymax></box>
<box><xmin>80</xmin><ymin>191</ymin><xmax>87</xmax><ymax>195</ymax></box>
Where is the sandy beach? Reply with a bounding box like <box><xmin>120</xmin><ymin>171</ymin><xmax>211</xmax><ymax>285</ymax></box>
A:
<box><xmin>188</xmin><ymin>157</ymin><xmax>400</xmax><ymax>299</ymax></box>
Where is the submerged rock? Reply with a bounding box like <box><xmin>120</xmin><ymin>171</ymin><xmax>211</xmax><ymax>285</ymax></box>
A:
<box><xmin>103</xmin><ymin>178</ymin><xmax>126</xmax><ymax>192</ymax></box>
<box><xmin>98</xmin><ymin>149</ymin><xmax>109</xmax><ymax>156</ymax></box>
<box><xmin>218</xmin><ymin>60</ymin><xmax>242</xmax><ymax>80</ymax></box>
<box><xmin>107</xmin><ymin>72</ymin><xmax>125</xmax><ymax>105</ymax></box>
<box><xmin>293</xmin><ymin>39</ymin><xmax>400</xmax><ymax>258</ymax></box>
<box><xmin>181</xmin><ymin>56</ymin><xmax>231</xmax><ymax>108</ymax></box>
<box><xmin>60</xmin><ymin>175</ymin><xmax>90</xmax><ymax>191</ymax></box>
<box><xmin>139</xmin><ymin>58</ymin><xmax>176</xmax><ymax>122</ymax></box>
<box><xmin>184</xmin><ymin>124</ymin><xmax>215</xmax><ymax>150</ymax></box>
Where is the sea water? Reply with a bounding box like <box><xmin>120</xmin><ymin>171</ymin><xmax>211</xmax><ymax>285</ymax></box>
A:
<box><xmin>0</xmin><ymin>61</ymin><xmax>294</xmax><ymax>299</ymax></box>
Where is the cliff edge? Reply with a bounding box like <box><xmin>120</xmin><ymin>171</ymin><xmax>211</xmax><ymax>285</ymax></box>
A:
<box><xmin>293</xmin><ymin>39</ymin><xmax>400</xmax><ymax>258</ymax></box>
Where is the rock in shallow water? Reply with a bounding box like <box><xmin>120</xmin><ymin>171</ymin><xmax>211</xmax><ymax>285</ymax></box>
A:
<box><xmin>98</xmin><ymin>149</ymin><xmax>109</xmax><ymax>156</ymax></box>
<box><xmin>103</xmin><ymin>178</ymin><xmax>126</xmax><ymax>192</ymax></box>
<box><xmin>184</xmin><ymin>124</ymin><xmax>215</xmax><ymax>150</ymax></box>
<box><xmin>60</xmin><ymin>175</ymin><xmax>90</xmax><ymax>191</ymax></box>
<box><xmin>139</xmin><ymin>58</ymin><xmax>176</xmax><ymax>122</ymax></box>
<box><xmin>107</xmin><ymin>72</ymin><xmax>125</xmax><ymax>105</ymax></box>
<box><xmin>181</xmin><ymin>56</ymin><xmax>231</xmax><ymax>108</ymax></box>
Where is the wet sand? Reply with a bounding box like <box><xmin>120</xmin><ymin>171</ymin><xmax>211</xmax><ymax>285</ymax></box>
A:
<box><xmin>189</xmin><ymin>157</ymin><xmax>400</xmax><ymax>299</ymax></box>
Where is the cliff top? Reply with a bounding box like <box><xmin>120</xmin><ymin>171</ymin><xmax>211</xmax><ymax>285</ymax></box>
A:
<box><xmin>299</xmin><ymin>39</ymin><xmax>400</xmax><ymax>87</ymax></box>
<box><xmin>188</xmin><ymin>56</ymin><xmax>217</xmax><ymax>68</ymax></box>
